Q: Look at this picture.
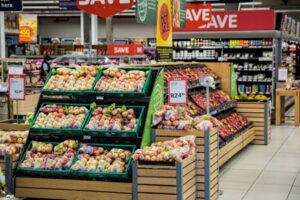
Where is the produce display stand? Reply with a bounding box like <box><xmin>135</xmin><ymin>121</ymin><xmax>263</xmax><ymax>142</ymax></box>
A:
<box><xmin>152</xmin><ymin>129</ymin><xmax>218</xmax><ymax>200</ymax></box>
<box><xmin>132</xmin><ymin>155</ymin><xmax>196</xmax><ymax>200</ymax></box>
<box><xmin>236</xmin><ymin>101</ymin><xmax>271</xmax><ymax>145</ymax></box>
<box><xmin>219</xmin><ymin>127</ymin><xmax>255</xmax><ymax>166</ymax></box>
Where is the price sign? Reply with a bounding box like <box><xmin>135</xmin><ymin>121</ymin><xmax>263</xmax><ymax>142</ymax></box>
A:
<box><xmin>168</xmin><ymin>77</ymin><xmax>187</xmax><ymax>104</ymax></box>
<box><xmin>278</xmin><ymin>68</ymin><xmax>288</xmax><ymax>81</ymax></box>
<box><xmin>8</xmin><ymin>74</ymin><xmax>25</xmax><ymax>100</ymax></box>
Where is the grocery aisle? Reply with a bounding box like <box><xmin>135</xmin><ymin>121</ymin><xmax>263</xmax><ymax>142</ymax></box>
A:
<box><xmin>219</xmin><ymin>125</ymin><xmax>300</xmax><ymax>200</ymax></box>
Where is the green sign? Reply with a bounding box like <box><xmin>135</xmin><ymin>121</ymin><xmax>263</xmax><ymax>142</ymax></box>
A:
<box><xmin>136</xmin><ymin>0</ymin><xmax>157</xmax><ymax>25</ymax></box>
<box><xmin>172</xmin><ymin>0</ymin><xmax>186</xmax><ymax>28</ymax></box>
<box><xmin>230</xmin><ymin>64</ymin><xmax>238</xmax><ymax>97</ymax></box>
<box><xmin>141</xmin><ymin>68</ymin><xmax>164</xmax><ymax>148</ymax></box>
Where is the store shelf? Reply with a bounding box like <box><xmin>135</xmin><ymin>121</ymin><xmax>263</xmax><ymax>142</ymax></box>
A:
<box><xmin>223</xmin><ymin>46</ymin><xmax>273</xmax><ymax>49</ymax></box>
<box><xmin>218</xmin><ymin>57</ymin><xmax>273</xmax><ymax>62</ymax></box>
<box><xmin>237</xmin><ymin>80</ymin><xmax>272</xmax><ymax>83</ymax></box>
<box><xmin>235</xmin><ymin>69</ymin><xmax>273</xmax><ymax>72</ymax></box>
<box><xmin>173</xmin><ymin>58</ymin><xmax>217</xmax><ymax>61</ymax></box>
<box><xmin>173</xmin><ymin>47</ymin><xmax>222</xmax><ymax>50</ymax></box>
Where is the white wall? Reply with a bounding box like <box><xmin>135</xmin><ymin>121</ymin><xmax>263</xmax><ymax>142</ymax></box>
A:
<box><xmin>38</xmin><ymin>17</ymin><xmax>156</xmax><ymax>39</ymax></box>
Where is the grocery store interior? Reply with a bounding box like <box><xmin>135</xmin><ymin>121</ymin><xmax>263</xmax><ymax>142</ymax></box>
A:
<box><xmin>1</xmin><ymin>0</ymin><xmax>300</xmax><ymax>200</ymax></box>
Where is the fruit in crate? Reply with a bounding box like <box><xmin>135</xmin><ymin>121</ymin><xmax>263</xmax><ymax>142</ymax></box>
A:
<box><xmin>19</xmin><ymin>140</ymin><xmax>78</xmax><ymax>170</ymax></box>
<box><xmin>133</xmin><ymin>135</ymin><xmax>196</xmax><ymax>162</ymax></box>
<box><xmin>94</xmin><ymin>68</ymin><xmax>147</xmax><ymax>92</ymax></box>
<box><xmin>44</xmin><ymin>66</ymin><xmax>99</xmax><ymax>91</ymax></box>
<box><xmin>85</xmin><ymin>104</ymin><xmax>139</xmax><ymax>131</ymax></box>
<box><xmin>0</xmin><ymin>131</ymin><xmax>29</xmax><ymax>156</ymax></box>
<box><xmin>33</xmin><ymin>105</ymin><xmax>88</xmax><ymax>129</ymax></box>
<box><xmin>71</xmin><ymin>144</ymin><xmax>131</xmax><ymax>173</ymax></box>
<box><xmin>211</xmin><ymin>90</ymin><xmax>232</xmax><ymax>104</ymax></box>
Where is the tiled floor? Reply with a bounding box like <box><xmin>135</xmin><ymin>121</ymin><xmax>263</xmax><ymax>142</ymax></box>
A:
<box><xmin>219</xmin><ymin>125</ymin><xmax>300</xmax><ymax>200</ymax></box>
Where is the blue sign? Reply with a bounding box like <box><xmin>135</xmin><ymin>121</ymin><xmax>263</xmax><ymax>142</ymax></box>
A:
<box><xmin>59</xmin><ymin>0</ymin><xmax>78</xmax><ymax>11</ymax></box>
<box><xmin>0</xmin><ymin>0</ymin><xmax>22</xmax><ymax>11</ymax></box>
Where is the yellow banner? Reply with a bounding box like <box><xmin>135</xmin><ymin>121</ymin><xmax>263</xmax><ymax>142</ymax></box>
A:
<box><xmin>156</xmin><ymin>0</ymin><xmax>172</xmax><ymax>47</ymax></box>
<box><xmin>19</xmin><ymin>14</ymin><xmax>38</xmax><ymax>43</ymax></box>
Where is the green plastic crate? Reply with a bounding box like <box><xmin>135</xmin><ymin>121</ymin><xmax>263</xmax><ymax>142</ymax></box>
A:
<box><xmin>71</xmin><ymin>143</ymin><xmax>136</xmax><ymax>179</ymax></box>
<box><xmin>93</xmin><ymin>67</ymin><xmax>153</xmax><ymax>96</ymax></box>
<box><xmin>42</xmin><ymin>66</ymin><xmax>102</xmax><ymax>95</ymax></box>
<box><xmin>83</xmin><ymin>105</ymin><xmax>146</xmax><ymax>137</ymax></box>
<box><xmin>30</xmin><ymin>102</ymin><xmax>90</xmax><ymax>134</ymax></box>
<box><xmin>16</xmin><ymin>141</ymin><xmax>77</xmax><ymax>177</ymax></box>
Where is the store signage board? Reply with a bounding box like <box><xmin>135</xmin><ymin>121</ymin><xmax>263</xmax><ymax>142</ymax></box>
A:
<box><xmin>278</xmin><ymin>68</ymin><xmax>288</xmax><ymax>81</ymax></box>
<box><xmin>186</xmin><ymin>3</ymin><xmax>212</xmax><ymax>29</ymax></box>
<box><xmin>174</xmin><ymin>5</ymin><xmax>275</xmax><ymax>32</ymax></box>
<box><xmin>168</xmin><ymin>77</ymin><xmax>187</xmax><ymax>104</ymax></box>
<box><xmin>8</xmin><ymin>74</ymin><xmax>25</xmax><ymax>100</ymax></box>
<box><xmin>7</xmin><ymin>61</ymin><xmax>24</xmax><ymax>75</ymax></box>
<box><xmin>60</xmin><ymin>0</ymin><xmax>78</xmax><ymax>10</ymax></box>
<box><xmin>172</xmin><ymin>0</ymin><xmax>186</xmax><ymax>28</ymax></box>
<box><xmin>0</xmin><ymin>0</ymin><xmax>22</xmax><ymax>11</ymax></box>
<box><xmin>136</xmin><ymin>0</ymin><xmax>157</xmax><ymax>25</ymax></box>
<box><xmin>107</xmin><ymin>44</ymin><xmax>144</xmax><ymax>55</ymax></box>
<box><xmin>76</xmin><ymin>0</ymin><xmax>134</xmax><ymax>18</ymax></box>
<box><xmin>156</xmin><ymin>0</ymin><xmax>173</xmax><ymax>62</ymax></box>
<box><xmin>19</xmin><ymin>14</ymin><xmax>38</xmax><ymax>43</ymax></box>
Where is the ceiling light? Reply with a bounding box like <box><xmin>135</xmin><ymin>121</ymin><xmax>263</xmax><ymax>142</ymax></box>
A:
<box><xmin>241</xmin><ymin>7</ymin><xmax>270</xmax><ymax>10</ymax></box>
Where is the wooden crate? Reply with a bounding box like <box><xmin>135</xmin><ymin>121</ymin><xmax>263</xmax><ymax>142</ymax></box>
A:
<box><xmin>236</xmin><ymin>101</ymin><xmax>271</xmax><ymax>145</ymax></box>
<box><xmin>13</xmin><ymin>93</ymin><xmax>40</xmax><ymax>116</ymax></box>
<box><xmin>15</xmin><ymin>177</ymin><xmax>132</xmax><ymax>200</ymax></box>
<box><xmin>133</xmin><ymin>155</ymin><xmax>196</xmax><ymax>200</ymax></box>
<box><xmin>219</xmin><ymin>127</ymin><xmax>255</xmax><ymax>166</ymax></box>
<box><xmin>153</xmin><ymin>129</ymin><xmax>218</xmax><ymax>200</ymax></box>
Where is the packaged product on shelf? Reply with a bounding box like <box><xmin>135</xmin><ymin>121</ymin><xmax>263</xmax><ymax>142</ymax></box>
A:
<box><xmin>0</xmin><ymin>130</ymin><xmax>28</xmax><ymax>156</ymax></box>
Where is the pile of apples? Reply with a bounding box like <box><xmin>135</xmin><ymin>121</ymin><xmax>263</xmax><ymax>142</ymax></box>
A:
<box><xmin>217</xmin><ymin>112</ymin><xmax>250</xmax><ymax>140</ymax></box>
<box><xmin>94</xmin><ymin>68</ymin><xmax>147</xmax><ymax>92</ymax></box>
<box><xmin>71</xmin><ymin>144</ymin><xmax>131</xmax><ymax>173</ymax></box>
<box><xmin>44</xmin><ymin>66</ymin><xmax>99</xmax><ymax>91</ymax></box>
<box><xmin>85</xmin><ymin>104</ymin><xmax>138</xmax><ymax>131</ymax></box>
<box><xmin>0</xmin><ymin>131</ymin><xmax>28</xmax><ymax>156</ymax></box>
<box><xmin>33</xmin><ymin>105</ymin><xmax>88</xmax><ymax>129</ymax></box>
<box><xmin>165</xmin><ymin>66</ymin><xmax>218</xmax><ymax>82</ymax></box>
<box><xmin>133</xmin><ymin>135</ymin><xmax>196</xmax><ymax>162</ymax></box>
<box><xmin>19</xmin><ymin>140</ymin><xmax>78</xmax><ymax>170</ymax></box>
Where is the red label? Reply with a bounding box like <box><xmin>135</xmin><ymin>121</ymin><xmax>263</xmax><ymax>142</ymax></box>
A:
<box><xmin>76</xmin><ymin>0</ymin><xmax>134</xmax><ymax>18</ymax></box>
<box><xmin>107</xmin><ymin>44</ymin><xmax>144</xmax><ymax>55</ymax></box>
<box><xmin>186</xmin><ymin>3</ymin><xmax>212</xmax><ymax>29</ymax></box>
<box><xmin>175</xmin><ymin>4</ymin><xmax>275</xmax><ymax>32</ymax></box>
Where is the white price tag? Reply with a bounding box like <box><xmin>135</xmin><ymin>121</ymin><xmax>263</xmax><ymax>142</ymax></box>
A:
<box><xmin>7</xmin><ymin>61</ymin><xmax>24</xmax><ymax>75</ymax></box>
<box><xmin>9</xmin><ymin>74</ymin><xmax>25</xmax><ymax>100</ymax></box>
<box><xmin>168</xmin><ymin>77</ymin><xmax>187</xmax><ymax>104</ymax></box>
<box><xmin>278</xmin><ymin>68</ymin><xmax>288</xmax><ymax>81</ymax></box>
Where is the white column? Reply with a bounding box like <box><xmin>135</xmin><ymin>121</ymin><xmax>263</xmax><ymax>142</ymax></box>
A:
<box><xmin>80</xmin><ymin>11</ymin><xmax>84</xmax><ymax>45</ymax></box>
<box><xmin>0</xmin><ymin>12</ymin><xmax>5</xmax><ymax>58</ymax></box>
<box><xmin>91</xmin><ymin>14</ymin><xmax>98</xmax><ymax>45</ymax></box>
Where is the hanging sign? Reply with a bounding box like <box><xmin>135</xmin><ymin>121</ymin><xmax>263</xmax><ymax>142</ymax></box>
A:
<box><xmin>278</xmin><ymin>68</ymin><xmax>288</xmax><ymax>81</ymax></box>
<box><xmin>168</xmin><ymin>77</ymin><xmax>187</xmax><ymax>104</ymax></box>
<box><xmin>172</xmin><ymin>0</ymin><xmax>186</xmax><ymax>28</ymax></box>
<box><xmin>19</xmin><ymin>14</ymin><xmax>38</xmax><ymax>43</ymax></box>
<box><xmin>60</xmin><ymin>0</ymin><xmax>78</xmax><ymax>10</ymax></box>
<box><xmin>0</xmin><ymin>0</ymin><xmax>22</xmax><ymax>11</ymax></box>
<box><xmin>8</xmin><ymin>74</ymin><xmax>25</xmax><ymax>100</ymax></box>
<box><xmin>174</xmin><ymin>6</ymin><xmax>275</xmax><ymax>32</ymax></box>
<box><xmin>107</xmin><ymin>44</ymin><xmax>144</xmax><ymax>55</ymax></box>
<box><xmin>76</xmin><ymin>0</ymin><xmax>134</xmax><ymax>18</ymax></box>
<box><xmin>156</xmin><ymin>0</ymin><xmax>173</xmax><ymax>62</ymax></box>
<box><xmin>136</xmin><ymin>0</ymin><xmax>157</xmax><ymax>25</ymax></box>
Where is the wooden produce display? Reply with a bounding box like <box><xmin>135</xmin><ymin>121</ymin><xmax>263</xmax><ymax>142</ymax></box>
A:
<box><xmin>132</xmin><ymin>155</ymin><xmax>196</xmax><ymax>200</ymax></box>
<box><xmin>236</xmin><ymin>101</ymin><xmax>271</xmax><ymax>145</ymax></box>
<box><xmin>219</xmin><ymin>127</ymin><xmax>255</xmax><ymax>166</ymax></box>
<box><xmin>153</xmin><ymin>129</ymin><xmax>218</xmax><ymax>200</ymax></box>
<box><xmin>15</xmin><ymin>177</ymin><xmax>132</xmax><ymax>200</ymax></box>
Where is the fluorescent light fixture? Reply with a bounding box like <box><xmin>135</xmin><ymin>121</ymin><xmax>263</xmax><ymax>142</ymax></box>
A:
<box><xmin>276</xmin><ymin>9</ymin><xmax>300</xmax><ymax>13</ymax></box>
<box><xmin>241</xmin><ymin>7</ymin><xmax>270</xmax><ymax>10</ymax></box>
<box><xmin>239</xmin><ymin>2</ymin><xmax>262</xmax><ymax>6</ymax></box>
<box><xmin>211</xmin><ymin>3</ymin><xmax>225</xmax><ymax>7</ymax></box>
<box><xmin>212</xmin><ymin>8</ymin><xmax>225</xmax><ymax>11</ymax></box>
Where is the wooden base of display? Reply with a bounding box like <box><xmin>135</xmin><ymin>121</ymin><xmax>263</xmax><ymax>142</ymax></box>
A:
<box><xmin>153</xmin><ymin>129</ymin><xmax>218</xmax><ymax>200</ymax></box>
<box><xmin>15</xmin><ymin>177</ymin><xmax>132</xmax><ymax>200</ymax></box>
<box><xmin>133</xmin><ymin>155</ymin><xmax>196</xmax><ymax>200</ymax></box>
<box><xmin>236</xmin><ymin>102</ymin><xmax>271</xmax><ymax>145</ymax></box>
<box><xmin>219</xmin><ymin>127</ymin><xmax>255</xmax><ymax>166</ymax></box>
<box><xmin>13</xmin><ymin>93</ymin><xmax>40</xmax><ymax>116</ymax></box>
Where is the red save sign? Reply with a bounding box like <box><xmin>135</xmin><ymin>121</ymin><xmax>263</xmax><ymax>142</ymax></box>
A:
<box><xmin>186</xmin><ymin>3</ymin><xmax>212</xmax><ymax>29</ymax></box>
<box><xmin>107</xmin><ymin>44</ymin><xmax>144</xmax><ymax>55</ymax></box>
<box><xmin>175</xmin><ymin>4</ymin><xmax>275</xmax><ymax>32</ymax></box>
<box><xmin>76</xmin><ymin>0</ymin><xmax>134</xmax><ymax>18</ymax></box>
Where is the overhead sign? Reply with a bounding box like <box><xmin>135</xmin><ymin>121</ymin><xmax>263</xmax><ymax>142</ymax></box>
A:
<box><xmin>172</xmin><ymin>0</ymin><xmax>186</xmax><ymax>28</ymax></box>
<box><xmin>107</xmin><ymin>44</ymin><xmax>144</xmax><ymax>55</ymax></box>
<box><xmin>174</xmin><ymin>5</ymin><xmax>275</xmax><ymax>32</ymax></box>
<box><xmin>168</xmin><ymin>77</ymin><xmax>187</xmax><ymax>104</ymax></box>
<box><xmin>136</xmin><ymin>0</ymin><xmax>157</xmax><ymax>25</ymax></box>
<box><xmin>60</xmin><ymin>0</ymin><xmax>78</xmax><ymax>10</ymax></box>
<box><xmin>76</xmin><ymin>0</ymin><xmax>134</xmax><ymax>18</ymax></box>
<box><xmin>0</xmin><ymin>0</ymin><xmax>22</xmax><ymax>11</ymax></box>
<box><xmin>19</xmin><ymin>14</ymin><xmax>38</xmax><ymax>44</ymax></box>
<box><xmin>8</xmin><ymin>74</ymin><xmax>25</xmax><ymax>100</ymax></box>
<box><xmin>156</xmin><ymin>0</ymin><xmax>173</xmax><ymax>62</ymax></box>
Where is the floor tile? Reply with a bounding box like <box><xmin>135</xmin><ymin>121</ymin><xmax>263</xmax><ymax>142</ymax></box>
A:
<box><xmin>217</xmin><ymin>189</ymin><xmax>246</xmax><ymax>200</ymax></box>
<box><xmin>255</xmin><ymin>171</ymin><xmax>297</xmax><ymax>186</ymax></box>
<box><xmin>288</xmin><ymin>186</ymin><xmax>300</xmax><ymax>200</ymax></box>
